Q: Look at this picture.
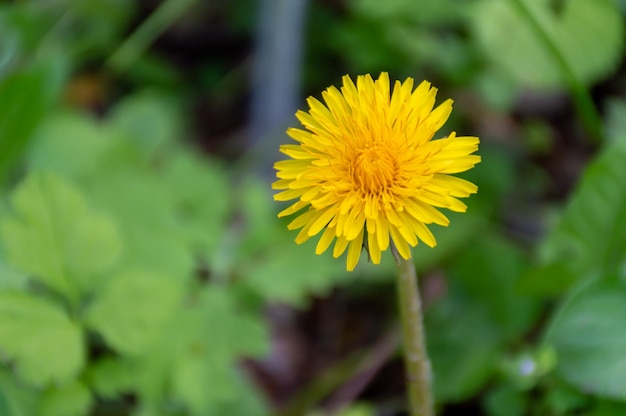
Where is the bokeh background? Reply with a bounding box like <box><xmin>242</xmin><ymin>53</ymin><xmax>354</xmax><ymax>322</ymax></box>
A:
<box><xmin>1</xmin><ymin>0</ymin><xmax>626</xmax><ymax>415</ymax></box>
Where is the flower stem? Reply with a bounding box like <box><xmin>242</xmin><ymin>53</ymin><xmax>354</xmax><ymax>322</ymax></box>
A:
<box><xmin>105</xmin><ymin>0</ymin><xmax>197</xmax><ymax>74</ymax></box>
<box><xmin>397</xmin><ymin>258</ymin><xmax>434</xmax><ymax>416</ymax></box>
<box><xmin>510</xmin><ymin>0</ymin><xmax>605</xmax><ymax>144</ymax></box>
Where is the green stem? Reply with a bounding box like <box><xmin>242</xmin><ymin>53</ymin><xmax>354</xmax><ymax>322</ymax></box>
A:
<box><xmin>397</xmin><ymin>258</ymin><xmax>434</xmax><ymax>416</ymax></box>
<box><xmin>510</xmin><ymin>0</ymin><xmax>605</xmax><ymax>143</ymax></box>
<box><xmin>105</xmin><ymin>0</ymin><xmax>197</xmax><ymax>74</ymax></box>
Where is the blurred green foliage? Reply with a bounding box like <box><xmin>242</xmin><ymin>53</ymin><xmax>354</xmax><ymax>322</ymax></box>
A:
<box><xmin>473</xmin><ymin>0</ymin><xmax>624</xmax><ymax>87</ymax></box>
<box><xmin>0</xmin><ymin>0</ymin><xmax>626</xmax><ymax>415</ymax></box>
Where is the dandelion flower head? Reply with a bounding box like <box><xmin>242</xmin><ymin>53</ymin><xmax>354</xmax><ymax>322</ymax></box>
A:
<box><xmin>273</xmin><ymin>72</ymin><xmax>481</xmax><ymax>271</ymax></box>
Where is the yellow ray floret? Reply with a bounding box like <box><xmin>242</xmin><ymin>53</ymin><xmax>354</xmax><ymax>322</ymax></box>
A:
<box><xmin>273</xmin><ymin>72</ymin><xmax>481</xmax><ymax>271</ymax></box>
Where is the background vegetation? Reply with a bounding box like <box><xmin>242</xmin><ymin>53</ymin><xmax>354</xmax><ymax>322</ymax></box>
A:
<box><xmin>0</xmin><ymin>0</ymin><xmax>625</xmax><ymax>415</ymax></box>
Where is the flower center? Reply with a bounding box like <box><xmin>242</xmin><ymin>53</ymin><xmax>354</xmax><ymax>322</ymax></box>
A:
<box><xmin>351</xmin><ymin>147</ymin><xmax>398</xmax><ymax>194</ymax></box>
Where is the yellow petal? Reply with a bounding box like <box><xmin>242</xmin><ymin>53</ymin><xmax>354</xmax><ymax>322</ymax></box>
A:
<box><xmin>368</xmin><ymin>231</ymin><xmax>382</xmax><ymax>264</ymax></box>
<box><xmin>308</xmin><ymin>208</ymin><xmax>336</xmax><ymax>236</ymax></box>
<box><xmin>288</xmin><ymin>209</ymin><xmax>318</xmax><ymax>231</ymax></box>
<box><xmin>278</xmin><ymin>200</ymin><xmax>308</xmax><ymax>218</ymax></box>
<box><xmin>274</xmin><ymin>188</ymin><xmax>305</xmax><ymax>202</ymax></box>
<box><xmin>389</xmin><ymin>225</ymin><xmax>411</xmax><ymax>260</ymax></box>
<box><xmin>346</xmin><ymin>228</ymin><xmax>364</xmax><ymax>271</ymax></box>
<box><xmin>272</xmin><ymin>179</ymin><xmax>292</xmax><ymax>190</ymax></box>
<box><xmin>376</xmin><ymin>215</ymin><xmax>390</xmax><ymax>251</ymax></box>
<box><xmin>316</xmin><ymin>226</ymin><xmax>336</xmax><ymax>255</ymax></box>
<box><xmin>333</xmin><ymin>236</ymin><xmax>350</xmax><ymax>258</ymax></box>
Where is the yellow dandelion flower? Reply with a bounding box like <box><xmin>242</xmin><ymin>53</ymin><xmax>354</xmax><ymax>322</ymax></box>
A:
<box><xmin>272</xmin><ymin>72</ymin><xmax>481</xmax><ymax>271</ymax></box>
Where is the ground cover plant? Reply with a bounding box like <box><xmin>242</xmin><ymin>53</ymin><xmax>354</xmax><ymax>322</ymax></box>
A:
<box><xmin>0</xmin><ymin>0</ymin><xmax>626</xmax><ymax>415</ymax></box>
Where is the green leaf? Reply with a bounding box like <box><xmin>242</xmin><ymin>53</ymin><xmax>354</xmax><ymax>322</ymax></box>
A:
<box><xmin>239</xmin><ymin>179</ymin><xmax>355</xmax><ymax>305</ymax></box>
<box><xmin>28</xmin><ymin>112</ymin><xmax>113</xmax><ymax>179</ymax></box>
<box><xmin>483</xmin><ymin>384</ymin><xmax>528</xmax><ymax>416</ymax></box>
<box><xmin>131</xmin><ymin>286</ymin><xmax>268</xmax><ymax>414</ymax></box>
<box><xmin>516</xmin><ymin>262</ymin><xmax>577</xmax><ymax>296</ymax></box>
<box><xmin>427</xmin><ymin>298</ymin><xmax>499</xmax><ymax>402</ymax></box>
<box><xmin>473</xmin><ymin>0</ymin><xmax>624</xmax><ymax>87</ymax></box>
<box><xmin>131</xmin><ymin>323</ymin><xmax>185</xmax><ymax>411</ymax></box>
<box><xmin>1</xmin><ymin>173</ymin><xmax>122</xmax><ymax>300</ymax></box>
<box><xmin>587</xmin><ymin>399</ymin><xmax>626</xmax><ymax>416</ymax></box>
<box><xmin>0</xmin><ymin>260</ymin><xmax>28</xmax><ymax>290</ymax></box>
<box><xmin>0</xmin><ymin>7</ymin><xmax>71</xmax><ymax>86</ymax></box>
<box><xmin>161</xmin><ymin>150</ymin><xmax>231</xmax><ymax>259</ymax></box>
<box><xmin>473</xmin><ymin>69</ymin><xmax>518</xmax><ymax>111</ymax></box>
<box><xmin>108</xmin><ymin>91</ymin><xmax>181</xmax><ymax>159</ymax></box>
<box><xmin>546</xmin><ymin>278</ymin><xmax>626</xmax><ymax>400</ymax></box>
<box><xmin>85</xmin><ymin>169</ymin><xmax>194</xmax><ymax>278</ymax></box>
<box><xmin>86</xmin><ymin>269</ymin><xmax>183</xmax><ymax>356</ymax></box>
<box><xmin>0</xmin><ymin>26</ymin><xmax>20</xmax><ymax>76</ymax></box>
<box><xmin>0</xmin><ymin>4</ymin><xmax>49</xmax><ymax>55</ymax></box>
<box><xmin>605</xmin><ymin>99</ymin><xmax>626</xmax><ymax>143</ymax></box>
<box><xmin>352</xmin><ymin>0</ymin><xmax>469</xmax><ymax>24</ymax></box>
<box><xmin>411</xmin><ymin>207</ymin><xmax>488</xmax><ymax>274</ymax></box>
<box><xmin>0</xmin><ymin>391</ymin><xmax>9</xmax><ymax>416</ymax></box>
<box><xmin>202</xmin><ymin>385</ymin><xmax>269</xmax><ymax>416</ymax></box>
<box><xmin>0</xmin><ymin>63</ymin><xmax>58</xmax><ymax>181</ymax></box>
<box><xmin>347</xmin><ymin>0</ymin><xmax>471</xmax><ymax>76</ymax></box>
<box><xmin>543</xmin><ymin>382</ymin><xmax>589</xmax><ymax>415</ymax></box>
<box><xmin>198</xmin><ymin>287</ymin><xmax>268</xmax><ymax>360</ymax></box>
<box><xmin>539</xmin><ymin>138</ymin><xmax>626</xmax><ymax>286</ymax></box>
<box><xmin>169</xmin><ymin>287</ymin><xmax>268</xmax><ymax>414</ymax></box>
<box><xmin>38</xmin><ymin>381</ymin><xmax>91</xmax><ymax>416</ymax></box>
<box><xmin>450</xmin><ymin>235</ymin><xmax>540</xmax><ymax>340</ymax></box>
<box><xmin>172</xmin><ymin>360</ymin><xmax>248</xmax><ymax>414</ymax></box>
<box><xmin>239</xmin><ymin>236</ymin><xmax>351</xmax><ymax>307</ymax></box>
<box><xmin>64</xmin><ymin>0</ymin><xmax>134</xmax><ymax>62</ymax></box>
<box><xmin>86</xmin><ymin>356</ymin><xmax>135</xmax><ymax>399</ymax></box>
<box><xmin>0</xmin><ymin>367</ymin><xmax>38</xmax><ymax>416</ymax></box>
<box><xmin>238</xmin><ymin>179</ymin><xmax>283</xmax><ymax>258</ymax></box>
<box><xmin>0</xmin><ymin>291</ymin><xmax>84</xmax><ymax>386</ymax></box>
<box><xmin>331</xmin><ymin>18</ymin><xmax>408</xmax><ymax>74</ymax></box>
<box><xmin>28</xmin><ymin>106</ymin><xmax>173</xmax><ymax>182</ymax></box>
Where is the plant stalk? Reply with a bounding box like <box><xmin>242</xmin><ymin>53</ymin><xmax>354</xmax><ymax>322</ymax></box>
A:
<box><xmin>510</xmin><ymin>0</ymin><xmax>605</xmax><ymax>144</ymax></box>
<box><xmin>397</xmin><ymin>258</ymin><xmax>434</xmax><ymax>416</ymax></box>
<box><xmin>105</xmin><ymin>0</ymin><xmax>197</xmax><ymax>74</ymax></box>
